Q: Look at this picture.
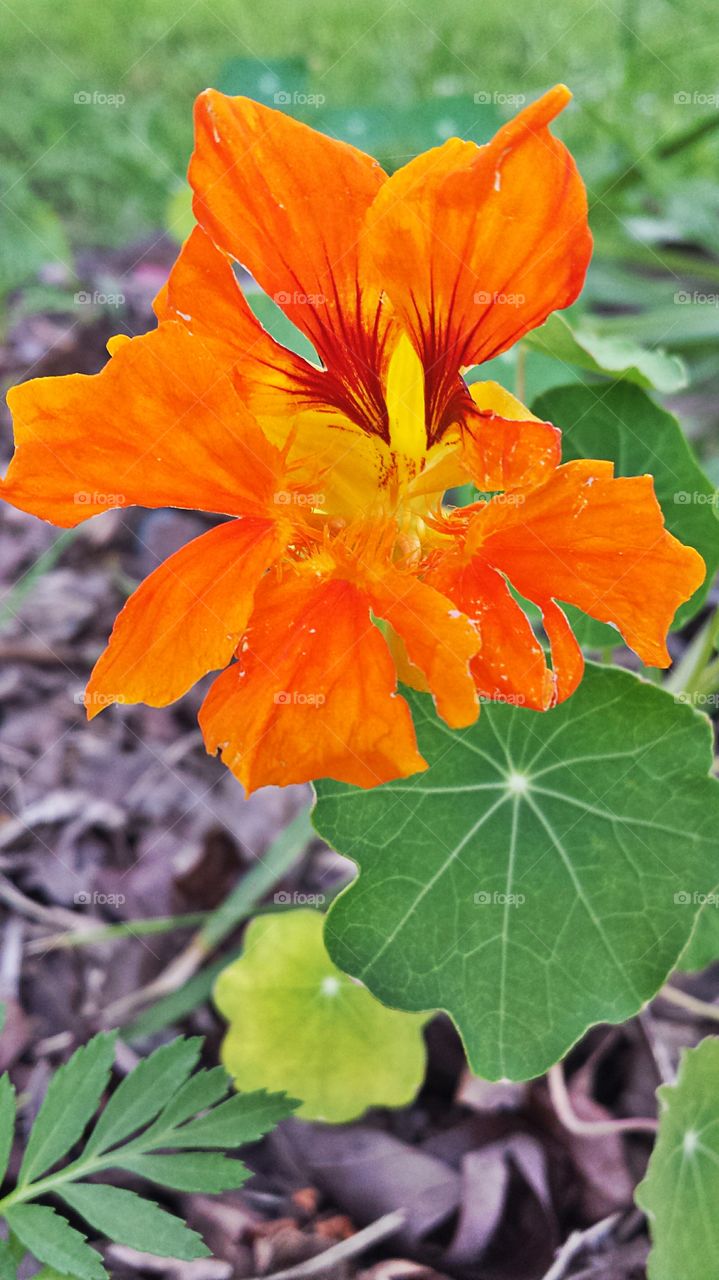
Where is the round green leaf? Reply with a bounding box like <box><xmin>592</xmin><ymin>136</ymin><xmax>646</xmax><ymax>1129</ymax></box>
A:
<box><xmin>677</xmin><ymin>887</ymin><xmax>719</xmax><ymax>972</ymax></box>
<box><xmin>533</xmin><ymin>381</ymin><xmax>719</xmax><ymax>627</ymax></box>
<box><xmin>214</xmin><ymin>910</ymin><xmax>427</xmax><ymax>1123</ymax></box>
<box><xmin>313</xmin><ymin>666</ymin><xmax>719</xmax><ymax>1081</ymax></box>
<box><xmin>636</xmin><ymin>1037</ymin><xmax>719</xmax><ymax>1280</ymax></box>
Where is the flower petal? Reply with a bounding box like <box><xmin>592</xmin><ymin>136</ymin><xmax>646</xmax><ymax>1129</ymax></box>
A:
<box><xmin>538</xmin><ymin>598</ymin><xmax>585</xmax><ymax>703</ymax></box>
<box><xmin>363</xmin><ymin>85</ymin><xmax>591</xmax><ymax>438</ymax></box>
<box><xmin>367</xmin><ymin>567</ymin><xmax>481</xmax><ymax>728</ymax></box>
<box><xmin>199</xmin><ymin>573</ymin><xmax>426</xmax><ymax>793</ymax></box>
<box><xmin>3</xmin><ymin>323</ymin><xmax>285</xmax><ymax>526</ymax></box>
<box><xmin>469</xmin><ymin>460</ymin><xmax>706</xmax><ymax>667</ymax></box>
<box><xmin>190</xmin><ymin>92</ymin><xmax>391</xmax><ymax>393</ymax></box>
<box><xmin>461</xmin><ymin>406</ymin><xmax>561</xmax><ymax>494</ymax></box>
<box><xmin>426</xmin><ymin>555</ymin><xmax>554</xmax><ymax>710</ymax></box>
<box><xmin>155</xmin><ymin>225</ymin><xmax>311</xmax><ymax>383</ymax></box>
<box><xmin>86</xmin><ymin>517</ymin><xmax>282</xmax><ymax>716</ymax></box>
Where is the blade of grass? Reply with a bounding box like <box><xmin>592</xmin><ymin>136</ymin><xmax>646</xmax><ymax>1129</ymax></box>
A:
<box><xmin>104</xmin><ymin>806</ymin><xmax>315</xmax><ymax>1032</ymax></box>
<box><xmin>0</xmin><ymin>530</ymin><xmax>81</xmax><ymax>630</ymax></box>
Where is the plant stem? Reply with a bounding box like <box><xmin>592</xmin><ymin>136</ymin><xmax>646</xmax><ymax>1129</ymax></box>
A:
<box><xmin>547</xmin><ymin>1063</ymin><xmax>657</xmax><ymax>1136</ymax></box>
<box><xmin>515</xmin><ymin>343</ymin><xmax>527</xmax><ymax>404</ymax></box>
<box><xmin>101</xmin><ymin>805</ymin><xmax>315</xmax><ymax>1027</ymax></box>
<box><xmin>658</xmin><ymin>983</ymin><xmax>719</xmax><ymax>1024</ymax></box>
<box><xmin>27</xmin><ymin>912</ymin><xmax>207</xmax><ymax>954</ymax></box>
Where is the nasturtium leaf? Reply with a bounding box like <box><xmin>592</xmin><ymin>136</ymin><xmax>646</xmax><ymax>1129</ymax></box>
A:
<box><xmin>0</xmin><ymin>1074</ymin><xmax>15</xmax><ymax>1185</ymax></box>
<box><xmin>58</xmin><ymin>1184</ymin><xmax>209</xmax><ymax>1262</ymax></box>
<box><xmin>84</xmin><ymin>1037</ymin><xmax>201</xmax><ymax>1157</ymax></box>
<box><xmin>677</xmin><ymin>888</ymin><xmax>719</xmax><ymax>972</ymax></box>
<box><xmin>636</xmin><ymin>1037</ymin><xmax>719</xmax><ymax>1279</ymax></box>
<box><xmin>120</xmin><ymin>1151</ymin><xmax>250</xmax><ymax>1194</ymax></box>
<box><xmin>5</xmin><ymin>1204</ymin><xmax>107</xmax><ymax>1280</ymax></box>
<box><xmin>524</xmin><ymin>312</ymin><xmax>687</xmax><ymax>392</ymax></box>
<box><xmin>18</xmin><ymin>1033</ymin><xmax>116</xmax><ymax>1184</ymax></box>
<box><xmin>313</xmin><ymin>666</ymin><xmax>719</xmax><ymax>1081</ymax></box>
<box><xmin>533</xmin><ymin>382</ymin><xmax>719</xmax><ymax>627</ymax></box>
<box><xmin>215</xmin><ymin>910</ymin><xmax>427</xmax><ymax>1122</ymax></box>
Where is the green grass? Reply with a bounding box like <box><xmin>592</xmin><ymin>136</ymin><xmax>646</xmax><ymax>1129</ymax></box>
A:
<box><xmin>1</xmin><ymin>0</ymin><xmax>719</xmax><ymax>283</ymax></box>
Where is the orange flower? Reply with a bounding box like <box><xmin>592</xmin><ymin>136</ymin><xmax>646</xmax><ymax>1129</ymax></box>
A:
<box><xmin>1</xmin><ymin>86</ymin><xmax>704</xmax><ymax>793</ymax></box>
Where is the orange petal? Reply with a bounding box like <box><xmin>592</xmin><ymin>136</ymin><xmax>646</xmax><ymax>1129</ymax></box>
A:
<box><xmin>86</xmin><ymin>517</ymin><xmax>281</xmax><ymax>716</ymax></box>
<box><xmin>538</xmin><ymin>598</ymin><xmax>585</xmax><ymax>703</ymax></box>
<box><xmin>367</xmin><ymin>567</ymin><xmax>480</xmax><ymax>728</ymax></box>
<box><xmin>154</xmin><ymin>225</ymin><xmax>320</xmax><ymax>417</ymax></box>
<box><xmin>199</xmin><ymin>573</ymin><xmax>426</xmax><ymax>793</ymax></box>
<box><xmin>469</xmin><ymin>460</ymin><xmax>706</xmax><ymax>667</ymax></box>
<box><xmin>363</xmin><ymin>86</ymin><xmax>591</xmax><ymax>438</ymax></box>
<box><xmin>155</xmin><ymin>226</ymin><xmax>303</xmax><ymax>368</ymax></box>
<box><xmin>426</xmin><ymin>555</ymin><xmax>554</xmax><ymax>711</ymax></box>
<box><xmin>190</xmin><ymin>92</ymin><xmax>391</xmax><ymax>387</ymax></box>
<box><xmin>461</xmin><ymin>406</ymin><xmax>561</xmax><ymax>494</ymax></box>
<box><xmin>3</xmin><ymin>323</ymin><xmax>285</xmax><ymax>526</ymax></box>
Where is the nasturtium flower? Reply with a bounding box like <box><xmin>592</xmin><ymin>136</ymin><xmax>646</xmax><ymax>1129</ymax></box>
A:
<box><xmin>1</xmin><ymin>86</ymin><xmax>704</xmax><ymax>793</ymax></box>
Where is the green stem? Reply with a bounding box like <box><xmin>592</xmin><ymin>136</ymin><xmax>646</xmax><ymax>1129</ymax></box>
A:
<box><xmin>0</xmin><ymin>1107</ymin><xmax>192</xmax><ymax>1215</ymax></box>
<box><xmin>666</xmin><ymin>605</ymin><xmax>719</xmax><ymax>700</ymax></box>
<box><xmin>31</xmin><ymin>912</ymin><xmax>207</xmax><ymax>953</ymax></box>
<box><xmin>514</xmin><ymin>343</ymin><xmax>527</xmax><ymax>405</ymax></box>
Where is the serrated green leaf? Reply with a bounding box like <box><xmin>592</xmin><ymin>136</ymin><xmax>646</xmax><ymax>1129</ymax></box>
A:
<box><xmin>314</xmin><ymin>666</ymin><xmax>719</xmax><ymax>1081</ymax></box>
<box><xmin>677</xmin><ymin>888</ymin><xmax>719</xmax><ymax>971</ymax></box>
<box><xmin>5</xmin><ymin>1204</ymin><xmax>107</xmax><ymax>1280</ymax></box>
<box><xmin>84</xmin><ymin>1038</ymin><xmax>201</xmax><ymax>1157</ymax></box>
<box><xmin>215</xmin><ymin>911</ymin><xmax>427</xmax><ymax>1122</ymax></box>
<box><xmin>533</xmin><ymin>381</ymin><xmax>719</xmax><ymax>627</ymax></box>
<box><xmin>119</xmin><ymin>1151</ymin><xmax>250</xmax><ymax>1193</ymax></box>
<box><xmin>162</xmin><ymin>1088</ymin><xmax>296</xmax><ymax>1149</ymax></box>
<box><xmin>150</xmin><ymin>1066</ymin><xmax>231</xmax><ymax>1132</ymax></box>
<box><xmin>524</xmin><ymin>312</ymin><xmax>687</xmax><ymax>392</ymax></box>
<box><xmin>0</xmin><ymin>1240</ymin><xmax>17</xmax><ymax>1280</ymax></box>
<box><xmin>18</xmin><ymin>1034</ymin><xmax>116</xmax><ymax>1185</ymax></box>
<box><xmin>32</xmin><ymin>1270</ymin><xmax>82</xmax><ymax>1279</ymax></box>
<box><xmin>0</xmin><ymin>1074</ymin><xmax>16</xmax><ymax>1186</ymax></box>
<box><xmin>636</xmin><ymin>1037</ymin><xmax>719</xmax><ymax>1279</ymax></box>
<box><xmin>59</xmin><ymin>1184</ymin><xmax>209</xmax><ymax>1262</ymax></box>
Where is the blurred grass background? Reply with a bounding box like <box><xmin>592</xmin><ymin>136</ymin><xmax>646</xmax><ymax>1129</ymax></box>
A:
<box><xmin>2</xmin><ymin>0</ymin><xmax>719</xmax><ymax>251</ymax></box>
<box><xmin>1</xmin><ymin>0</ymin><xmax>718</xmax><ymax>461</ymax></box>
